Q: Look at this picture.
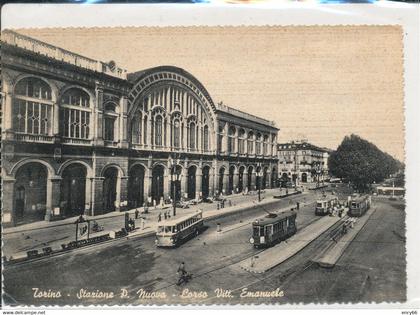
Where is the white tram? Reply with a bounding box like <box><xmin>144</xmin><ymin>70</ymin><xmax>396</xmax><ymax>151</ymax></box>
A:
<box><xmin>315</xmin><ymin>196</ymin><xmax>339</xmax><ymax>216</ymax></box>
<box><xmin>155</xmin><ymin>211</ymin><xmax>204</xmax><ymax>247</ymax></box>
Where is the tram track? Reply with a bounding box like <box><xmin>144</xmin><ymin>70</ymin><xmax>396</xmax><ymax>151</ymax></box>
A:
<box><xmin>140</xmin><ymin>207</ymin><xmax>324</xmax><ymax>294</ymax></box>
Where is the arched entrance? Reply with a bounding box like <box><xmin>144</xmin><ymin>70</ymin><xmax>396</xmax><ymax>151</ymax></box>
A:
<box><xmin>281</xmin><ymin>173</ymin><xmax>289</xmax><ymax>187</ymax></box>
<box><xmin>271</xmin><ymin>167</ymin><xmax>277</xmax><ymax>188</ymax></box>
<box><xmin>103</xmin><ymin>167</ymin><xmax>118</xmax><ymax>213</ymax></box>
<box><xmin>61</xmin><ymin>164</ymin><xmax>87</xmax><ymax>217</ymax></box>
<box><xmin>301</xmin><ymin>173</ymin><xmax>308</xmax><ymax>183</ymax></box>
<box><xmin>14</xmin><ymin>162</ymin><xmax>48</xmax><ymax>225</ymax></box>
<box><xmin>228</xmin><ymin>166</ymin><xmax>235</xmax><ymax>194</ymax></box>
<box><xmin>262</xmin><ymin>167</ymin><xmax>268</xmax><ymax>189</ymax></box>
<box><xmin>202</xmin><ymin>166</ymin><xmax>210</xmax><ymax>199</ymax></box>
<box><xmin>152</xmin><ymin>165</ymin><xmax>165</xmax><ymax>205</ymax></box>
<box><xmin>128</xmin><ymin>165</ymin><xmax>145</xmax><ymax>208</ymax></box>
<box><xmin>170</xmin><ymin>165</ymin><xmax>182</xmax><ymax>203</ymax></box>
<box><xmin>238</xmin><ymin>166</ymin><xmax>245</xmax><ymax>193</ymax></box>
<box><xmin>247</xmin><ymin>166</ymin><xmax>253</xmax><ymax>191</ymax></box>
<box><xmin>187</xmin><ymin>166</ymin><xmax>196</xmax><ymax>199</ymax></box>
<box><xmin>218</xmin><ymin>167</ymin><xmax>225</xmax><ymax>195</ymax></box>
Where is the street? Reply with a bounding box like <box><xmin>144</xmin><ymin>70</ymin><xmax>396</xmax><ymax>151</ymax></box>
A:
<box><xmin>3</xmin><ymin>193</ymin><xmax>405</xmax><ymax>305</ymax></box>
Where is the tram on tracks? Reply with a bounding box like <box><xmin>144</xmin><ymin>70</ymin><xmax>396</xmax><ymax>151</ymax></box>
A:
<box><xmin>249</xmin><ymin>210</ymin><xmax>297</xmax><ymax>248</ymax></box>
<box><xmin>155</xmin><ymin>211</ymin><xmax>203</xmax><ymax>247</ymax></box>
<box><xmin>315</xmin><ymin>196</ymin><xmax>340</xmax><ymax>216</ymax></box>
<box><xmin>348</xmin><ymin>195</ymin><xmax>371</xmax><ymax>217</ymax></box>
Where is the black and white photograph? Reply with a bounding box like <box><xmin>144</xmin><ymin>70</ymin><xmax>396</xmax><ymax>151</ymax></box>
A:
<box><xmin>1</xmin><ymin>4</ymin><xmax>418</xmax><ymax>310</ymax></box>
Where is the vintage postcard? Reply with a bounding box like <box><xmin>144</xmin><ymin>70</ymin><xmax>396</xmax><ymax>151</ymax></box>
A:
<box><xmin>1</xmin><ymin>5</ymin><xmax>416</xmax><ymax>309</ymax></box>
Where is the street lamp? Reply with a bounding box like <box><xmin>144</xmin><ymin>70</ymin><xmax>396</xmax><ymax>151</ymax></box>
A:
<box><xmin>169</xmin><ymin>154</ymin><xmax>182</xmax><ymax>217</ymax></box>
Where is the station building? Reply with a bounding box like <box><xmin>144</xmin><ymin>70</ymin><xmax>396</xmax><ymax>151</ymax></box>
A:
<box><xmin>277</xmin><ymin>141</ymin><xmax>330</xmax><ymax>186</ymax></box>
<box><xmin>1</xmin><ymin>30</ymin><xmax>279</xmax><ymax>226</ymax></box>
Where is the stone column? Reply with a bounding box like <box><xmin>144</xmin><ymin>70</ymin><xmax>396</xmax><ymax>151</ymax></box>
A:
<box><xmin>251</xmin><ymin>172</ymin><xmax>257</xmax><ymax>191</ymax></box>
<box><xmin>163</xmin><ymin>171</ymin><xmax>169</xmax><ymax>200</ymax></box>
<box><xmin>94</xmin><ymin>85</ymin><xmax>104</xmax><ymax>146</ymax></box>
<box><xmin>144</xmin><ymin>167</ymin><xmax>152</xmax><ymax>205</ymax></box>
<box><xmin>222</xmin><ymin>124</ymin><xmax>228</xmax><ymax>154</ymax></box>
<box><xmin>165</xmin><ymin>117</ymin><xmax>170</xmax><ymax>149</ymax></box>
<box><xmin>233</xmin><ymin>170</ymin><xmax>239</xmax><ymax>193</ymax></box>
<box><xmin>182</xmin><ymin>122</ymin><xmax>187</xmax><ymax>151</ymax></box>
<box><xmin>209</xmin><ymin>167</ymin><xmax>214</xmax><ymax>197</ymax></box>
<box><xmin>180</xmin><ymin>168</ymin><xmax>187</xmax><ymax>198</ymax></box>
<box><xmin>119</xmin><ymin>176</ymin><xmax>129</xmax><ymax>210</ymax></box>
<box><xmin>120</xmin><ymin>96</ymin><xmax>129</xmax><ymax>149</ymax></box>
<box><xmin>223</xmin><ymin>174</ymin><xmax>229</xmax><ymax>195</ymax></box>
<box><xmin>195</xmin><ymin>167</ymin><xmax>202</xmax><ymax>199</ymax></box>
<box><xmin>243</xmin><ymin>170</ymin><xmax>248</xmax><ymax>193</ymax></box>
<box><xmin>3</xmin><ymin>92</ymin><xmax>13</xmax><ymax>131</ymax></box>
<box><xmin>2</xmin><ymin>177</ymin><xmax>15</xmax><ymax>227</ymax></box>
<box><xmin>146</xmin><ymin>116</ymin><xmax>152</xmax><ymax>149</ymax></box>
<box><xmin>92</xmin><ymin>177</ymin><xmax>104</xmax><ymax>216</ymax></box>
<box><xmin>46</xmin><ymin>176</ymin><xmax>61</xmax><ymax>221</ymax></box>
<box><xmin>197</xmin><ymin>123</ymin><xmax>202</xmax><ymax>153</ymax></box>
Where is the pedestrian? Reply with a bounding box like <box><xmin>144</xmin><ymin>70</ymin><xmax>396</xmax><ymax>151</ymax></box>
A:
<box><xmin>164</xmin><ymin>212</ymin><xmax>167</xmax><ymax>220</ymax></box>
<box><xmin>158</xmin><ymin>212</ymin><xmax>162</xmax><ymax>222</ymax></box>
<box><xmin>167</xmin><ymin>211</ymin><xmax>171</xmax><ymax>219</ymax></box>
<box><xmin>140</xmin><ymin>217</ymin><xmax>145</xmax><ymax>230</ymax></box>
<box><xmin>135</xmin><ymin>209</ymin><xmax>139</xmax><ymax>219</ymax></box>
<box><xmin>296</xmin><ymin>202</ymin><xmax>300</xmax><ymax>210</ymax></box>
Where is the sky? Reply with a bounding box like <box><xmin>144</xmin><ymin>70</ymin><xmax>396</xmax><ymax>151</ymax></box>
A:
<box><xmin>18</xmin><ymin>26</ymin><xmax>405</xmax><ymax>161</ymax></box>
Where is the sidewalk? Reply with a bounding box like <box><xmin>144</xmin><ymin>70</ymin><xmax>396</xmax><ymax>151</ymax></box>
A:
<box><xmin>313</xmin><ymin>207</ymin><xmax>376</xmax><ymax>268</ymax></box>
<box><xmin>3</xmin><ymin>188</ymin><xmax>309</xmax><ymax>260</ymax></box>
<box><xmin>239</xmin><ymin>210</ymin><xmax>348</xmax><ymax>273</ymax></box>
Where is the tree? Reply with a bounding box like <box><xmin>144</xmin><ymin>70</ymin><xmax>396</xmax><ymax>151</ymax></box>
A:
<box><xmin>328</xmin><ymin>134</ymin><xmax>402</xmax><ymax>192</ymax></box>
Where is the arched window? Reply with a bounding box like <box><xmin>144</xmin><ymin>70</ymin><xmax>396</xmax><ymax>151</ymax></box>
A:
<box><xmin>203</xmin><ymin>125</ymin><xmax>209</xmax><ymax>151</ymax></box>
<box><xmin>13</xmin><ymin>77</ymin><xmax>53</xmax><ymax>135</ymax></box>
<box><xmin>155</xmin><ymin>115</ymin><xmax>163</xmax><ymax>146</ymax></box>
<box><xmin>104</xmin><ymin>102</ymin><xmax>118</xmax><ymax>141</ymax></box>
<box><xmin>131</xmin><ymin>112</ymin><xmax>142</xmax><ymax>144</ymax></box>
<box><xmin>189</xmin><ymin>122</ymin><xmax>196</xmax><ymax>150</ymax></box>
<box><xmin>263</xmin><ymin>135</ymin><xmax>269</xmax><ymax>155</ymax></box>
<box><xmin>256</xmin><ymin>133</ymin><xmax>262</xmax><ymax>155</ymax></box>
<box><xmin>247</xmin><ymin>131</ymin><xmax>254</xmax><ymax>154</ymax></box>
<box><xmin>173</xmin><ymin>119</ymin><xmax>181</xmax><ymax>148</ymax></box>
<box><xmin>60</xmin><ymin>88</ymin><xmax>91</xmax><ymax>139</ymax></box>
<box><xmin>238</xmin><ymin>129</ymin><xmax>246</xmax><ymax>154</ymax></box>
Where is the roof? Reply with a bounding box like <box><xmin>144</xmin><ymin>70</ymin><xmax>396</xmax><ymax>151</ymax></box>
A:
<box><xmin>350</xmin><ymin>195</ymin><xmax>370</xmax><ymax>203</ymax></box>
<box><xmin>127</xmin><ymin>65</ymin><xmax>217</xmax><ymax>112</ymax></box>
<box><xmin>158</xmin><ymin>210</ymin><xmax>202</xmax><ymax>226</ymax></box>
<box><xmin>277</xmin><ymin>141</ymin><xmax>330</xmax><ymax>153</ymax></box>
<box><xmin>252</xmin><ymin>210</ymin><xmax>296</xmax><ymax>226</ymax></box>
<box><xmin>316</xmin><ymin>196</ymin><xmax>338</xmax><ymax>203</ymax></box>
<box><xmin>2</xmin><ymin>30</ymin><xmax>127</xmax><ymax>80</ymax></box>
<box><xmin>216</xmin><ymin>102</ymin><xmax>278</xmax><ymax>130</ymax></box>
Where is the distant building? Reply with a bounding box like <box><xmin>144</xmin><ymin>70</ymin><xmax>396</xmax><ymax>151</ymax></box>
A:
<box><xmin>1</xmin><ymin>30</ymin><xmax>279</xmax><ymax>227</ymax></box>
<box><xmin>277</xmin><ymin>141</ymin><xmax>331</xmax><ymax>185</ymax></box>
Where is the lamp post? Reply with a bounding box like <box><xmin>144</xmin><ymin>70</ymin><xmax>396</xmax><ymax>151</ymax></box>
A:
<box><xmin>169</xmin><ymin>155</ymin><xmax>182</xmax><ymax>217</ymax></box>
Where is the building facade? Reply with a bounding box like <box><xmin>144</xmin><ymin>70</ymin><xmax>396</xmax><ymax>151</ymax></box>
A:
<box><xmin>277</xmin><ymin>141</ymin><xmax>330</xmax><ymax>186</ymax></box>
<box><xmin>1</xmin><ymin>31</ymin><xmax>279</xmax><ymax>227</ymax></box>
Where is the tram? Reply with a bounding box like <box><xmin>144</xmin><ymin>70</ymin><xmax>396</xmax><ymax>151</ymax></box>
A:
<box><xmin>315</xmin><ymin>196</ymin><xmax>339</xmax><ymax>216</ymax></box>
<box><xmin>249</xmin><ymin>210</ymin><xmax>297</xmax><ymax>248</ymax></box>
<box><xmin>155</xmin><ymin>211</ymin><xmax>203</xmax><ymax>247</ymax></box>
<box><xmin>348</xmin><ymin>195</ymin><xmax>371</xmax><ymax>217</ymax></box>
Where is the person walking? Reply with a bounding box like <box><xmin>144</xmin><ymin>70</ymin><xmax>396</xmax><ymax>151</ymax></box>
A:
<box><xmin>158</xmin><ymin>212</ymin><xmax>162</xmax><ymax>222</ymax></box>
